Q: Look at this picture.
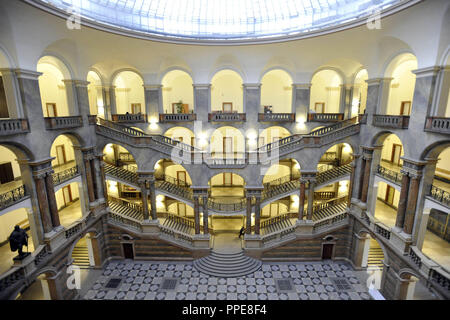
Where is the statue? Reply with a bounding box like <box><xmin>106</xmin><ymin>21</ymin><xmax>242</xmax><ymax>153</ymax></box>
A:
<box><xmin>9</xmin><ymin>225</ymin><xmax>29</xmax><ymax>259</ymax></box>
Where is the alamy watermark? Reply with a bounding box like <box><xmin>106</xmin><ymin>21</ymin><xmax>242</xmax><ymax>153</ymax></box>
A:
<box><xmin>366</xmin><ymin>6</ymin><xmax>382</xmax><ymax>30</ymax></box>
<box><xmin>66</xmin><ymin>5</ymin><xmax>81</xmax><ymax>30</ymax></box>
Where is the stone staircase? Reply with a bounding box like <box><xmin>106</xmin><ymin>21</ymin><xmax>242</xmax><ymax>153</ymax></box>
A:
<box><xmin>316</xmin><ymin>163</ymin><xmax>352</xmax><ymax>186</ymax></box>
<box><xmin>71</xmin><ymin>238</ymin><xmax>90</xmax><ymax>268</ymax></box>
<box><xmin>104</xmin><ymin>163</ymin><xmax>138</xmax><ymax>186</ymax></box>
<box><xmin>261</xmin><ymin>213</ymin><xmax>294</xmax><ymax>235</ymax></box>
<box><xmin>157</xmin><ymin>180</ymin><xmax>193</xmax><ymax>201</ymax></box>
<box><xmin>312</xmin><ymin>197</ymin><xmax>348</xmax><ymax>221</ymax></box>
<box><xmin>108</xmin><ymin>197</ymin><xmax>144</xmax><ymax>220</ymax></box>
<box><xmin>162</xmin><ymin>213</ymin><xmax>195</xmax><ymax>235</ymax></box>
<box><xmin>193</xmin><ymin>251</ymin><xmax>262</xmax><ymax>278</ymax></box>
<box><xmin>367</xmin><ymin>239</ymin><xmax>384</xmax><ymax>271</ymax></box>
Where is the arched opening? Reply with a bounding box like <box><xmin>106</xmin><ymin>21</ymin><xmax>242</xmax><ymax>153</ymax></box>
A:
<box><xmin>87</xmin><ymin>71</ymin><xmax>104</xmax><ymax>117</ymax></box>
<box><xmin>211</xmin><ymin>70</ymin><xmax>243</xmax><ymax>113</ymax></box>
<box><xmin>0</xmin><ymin>145</ymin><xmax>37</xmax><ymax>274</ymax></box>
<box><xmin>384</xmin><ymin>54</ymin><xmax>418</xmax><ymax>115</ymax></box>
<box><xmin>161</xmin><ymin>70</ymin><xmax>194</xmax><ymax>114</ymax></box>
<box><xmin>379</xmin><ymin>133</ymin><xmax>404</xmax><ymax>170</ymax></box>
<box><xmin>71</xmin><ymin>232</ymin><xmax>101</xmax><ymax>269</ymax></box>
<box><xmin>210</xmin><ymin>126</ymin><xmax>245</xmax><ymax>160</ymax></box>
<box><xmin>164</xmin><ymin>127</ymin><xmax>195</xmax><ymax>146</ymax></box>
<box><xmin>15</xmin><ymin>271</ymin><xmax>58</xmax><ymax>300</ymax></box>
<box><xmin>113</xmin><ymin>71</ymin><xmax>145</xmax><ymax>115</ymax></box>
<box><xmin>353</xmin><ymin>69</ymin><xmax>368</xmax><ymax>117</ymax></box>
<box><xmin>317</xmin><ymin>142</ymin><xmax>353</xmax><ymax>173</ymax></box>
<box><xmin>260</xmin><ymin>69</ymin><xmax>293</xmax><ymax>113</ymax></box>
<box><xmin>37</xmin><ymin>56</ymin><xmax>72</xmax><ymax>117</ymax></box>
<box><xmin>258</xmin><ymin>126</ymin><xmax>291</xmax><ymax>148</ymax></box>
<box><xmin>373</xmin><ymin>181</ymin><xmax>399</xmax><ymax>228</ymax></box>
<box><xmin>435</xmin><ymin>54</ymin><xmax>450</xmax><ymax>117</ymax></box>
<box><xmin>310</xmin><ymin>69</ymin><xmax>342</xmax><ymax>118</ymax></box>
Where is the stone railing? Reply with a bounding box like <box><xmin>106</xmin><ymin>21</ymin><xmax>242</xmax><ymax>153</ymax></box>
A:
<box><xmin>261</xmin><ymin>224</ymin><xmax>296</xmax><ymax>246</ymax></box>
<box><xmin>0</xmin><ymin>119</ymin><xmax>29</xmax><ymax>135</ymax></box>
<box><xmin>88</xmin><ymin>115</ymin><xmax>98</xmax><ymax>125</ymax></box>
<box><xmin>205</xmin><ymin>153</ymin><xmax>247</xmax><ymax>168</ymax></box>
<box><xmin>159</xmin><ymin>113</ymin><xmax>197</xmax><ymax>122</ymax></box>
<box><xmin>260</xmin><ymin>212</ymin><xmax>291</xmax><ymax>230</ymax></box>
<box><xmin>372</xmin><ymin>114</ymin><xmax>409</xmax><ymax>129</ymax></box>
<box><xmin>358</xmin><ymin>113</ymin><xmax>367</xmax><ymax>124</ymax></box>
<box><xmin>53</xmin><ymin>165</ymin><xmax>79</xmax><ymax>186</ymax></box>
<box><xmin>107</xmin><ymin>211</ymin><xmax>142</xmax><ymax>232</ymax></box>
<box><xmin>0</xmin><ymin>185</ymin><xmax>28</xmax><ymax>210</ymax></box>
<box><xmin>258</xmin><ymin>113</ymin><xmax>295</xmax><ymax>122</ymax></box>
<box><xmin>376</xmin><ymin>165</ymin><xmax>402</xmax><ymax>185</ymax></box>
<box><xmin>44</xmin><ymin>116</ymin><xmax>83</xmax><ymax>130</ymax></box>
<box><xmin>429</xmin><ymin>185</ymin><xmax>450</xmax><ymax>207</ymax></box>
<box><xmin>105</xmin><ymin>163</ymin><xmax>139</xmax><ymax>185</ymax></box>
<box><xmin>208</xmin><ymin>199</ymin><xmax>247</xmax><ymax>213</ymax></box>
<box><xmin>313</xmin><ymin>210</ymin><xmax>349</xmax><ymax>232</ymax></box>
<box><xmin>307</xmin><ymin>113</ymin><xmax>344</xmax><ymax>122</ymax></box>
<box><xmin>160</xmin><ymin>224</ymin><xmax>195</xmax><ymax>246</ymax></box>
<box><xmin>424</xmin><ymin>117</ymin><xmax>450</xmax><ymax>134</ymax></box>
<box><xmin>360</xmin><ymin>211</ymin><xmax>391</xmax><ymax>241</ymax></box>
<box><xmin>316</xmin><ymin>163</ymin><xmax>352</xmax><ymax>186</ymax></box>
<box><xmin>111</xmin><ymin>113</ymin><xmax>147</xmax><ymax>123</ymax></box>
<box><xmin>314</xmin><ymin>191</ymin><xmax>337</xmax><ymax>200</ymax></box>
<box><xmin>208</xmin><ymin>112</ymin><xmax>246</xmax><ymax>122</ymax></box>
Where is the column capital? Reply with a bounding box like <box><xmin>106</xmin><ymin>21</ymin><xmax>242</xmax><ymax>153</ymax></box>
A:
<box><xmin>400</xmin><ymin>157</ymin><xmax>427</xmax><ymax>178</ymax></box>
<box><xmin>143</xmin><ymin>84</ymin><xmax>162</xmax><ymax>90</ymax></box>
<box><xmin>245</xmin><ymin>186</ymin><xmax>264</xmax><ymax>197</ymax></box>
<box><xmin>22</xmin><ymin>157</ymin><xmax>54</xmax><ymax>176</ymax></box>
<box><xmin>63</xmin><ymin>79</ymin><xmax>90</xmax><ymax>87</ymax></box>
<box><xmin>412</xmin><ymin>66</ymin><xmax>441</xmax><ymax>78</ymax></box>
<box><xmin>192</xmin><ymin>83</ymin><xmax>211</xmax><ymax>89</ymax></box>
<box><xmin>242</xmin><ymin>83</ymin><xmax>261</xmax><ymax>89</ymax></box>
<box><xmin>14</xmin><ymin>69</ymin><xmax>43</xmax><ymax>80</ymax></box>
<box><xmin>292</xmin><ymin>83</ymin><xmax>311</xmax><ymax>89</ymax></box>
<box><xmin>191</xmin><ymin>186</ymin><xmax>209</xmax><ymax>197</ymax></box>
<box><xmin>365</xmin><ymin>77</ymin><xmax>393</xmax><ymax>85</ymax></box>
<box><xmin>300</xmin><ymin>171</ymin><xmax>317</xmax><ymax>181</ymax></box>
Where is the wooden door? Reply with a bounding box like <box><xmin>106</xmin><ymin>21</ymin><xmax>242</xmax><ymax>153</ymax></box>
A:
<box><xmin>0</xmin><ymin>162</ymin><xmax>14</xmax><ymax>184</ymax></box>
<box><xmin>131</xmin><ymin>103</ymin><xmax>141</xmax><ymax>114</ymax></box>
<box><xmin>315</xmin><ymin>102</ymin><xmax>325</xmax><ymax>113</ymax></box>
<box><xmin>391</xmin><ymin>144</ymin><xmax>402</xmax><ymax>165</ymax></box>
<box><xmin>322</xmin><ymin>244</ymin><xmax>334</xmax><ymax>259</ymax></box>
<box><xmin>55</xmin><ymin>145</ymin><xmax>67</xmax><ymax>166</ymax></box>
<box><xmin>0</xmin><ymin>76</ymin><xmax>9</xmax><ymax>118</ymax></box>
<box><xmin>400</xmin><ymin>101</ymin><xmax>411</xmax><ymax>115</ymax></box>
<box><xmin>223</xmin><ymin>173</ymin><xmax>232</xmax><ymax>186</ymax></box>
<box><xmin>122</xmin><ymin>243</ymin><xmax>134</xmax><ymax>259</ymax></box>
<box><xmin>46</xmin><ymin>103</ymin><xmax>57</xmax><ymax>117</ymax></box>
<box><xmin>62</xmin><ymin>185</ymin><xmax>72</xmax><ymax>206</ymax></box>
<box><xmin>222</xmin><ymin>102</ymin><xmax>233</xmax><ymax>113</ymax></box>
<box><xmin>177</xmin><ymin>171</ymin><xmax>186</xmax><ymax>187</ymax></box>
<box><xmin>385</xmin><ymin>185</ymin><xmax>395</xmax><ymax>205</ymax></box>
<box><xmin>223</xmin><ymin>137</ymin><xmax>233</xmax><ymax>158</ymax></box>
<box><xmin>177</xmin><ymin>203</ymin><xmax>186</xmax><ymax>217</ymax></box>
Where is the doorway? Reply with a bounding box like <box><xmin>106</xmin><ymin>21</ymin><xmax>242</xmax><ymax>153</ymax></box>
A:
<box><xmin>391</xmin><ymin>144</ymin><xmax>402</xmax><ymax>165</ymax></box>
<box><xmin>55</xmin><ymin>145</ymin><xmax>67</xmax><ymax>166</ymax></box>
<box><xmin>385</xmin><ymin>185</ymin><xmax>395</xmax><ymax>206</ymax></box>
<box><xmin>46</xmin><ymin>103</ymin><xmax>57</xmax><ymax>117</ymax></box>
<box><xmin>131</xmin><ymin>103</ymin><xmax>141</xmax><ymax>114</ymax></box>
<box><xmin>62</xmin><ymin>185</ymin><xmax>72</xmax><ymax>206</ymax></box>
<box><xmin>223</xmin><ymin>137</ymin><xmax>233</xmax><ymax>157</ymax></box>
<box><xmin>122</xmin><ymin>243</ymin><xmax>134</xmax><ymax>259</ymax></box>
<box><xmin>177</xmin><ymin>171</ymin><xmax>186</xmax><ymax>187</ymax></box>
<box><xmin>322</xmin><ymin>244</ymin><xmax>334</xmax><ymax>260</ymax></box>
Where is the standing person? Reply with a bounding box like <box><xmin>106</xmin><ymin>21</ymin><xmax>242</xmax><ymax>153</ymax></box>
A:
<box><xmin>238</xmin><ymin>226</ymin><xmax>245</xmax><ymax>238</ymax></box>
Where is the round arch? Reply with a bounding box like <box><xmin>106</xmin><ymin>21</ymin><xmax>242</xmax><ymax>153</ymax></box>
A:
<box><xmin>210</xmin><ymin>126</ymin><xmax>245</xmax><ymax>156</ymax></box>
<box><xmin>154</xmin><ymin>159</ymin><xmax>193</xmax><ymax>186</ymax></box>
<box><xmin>310</xmin><ymin>68</ymin><xmax>343</xmax><ymax>113</ymax></box>
<box><xmin>0</xmin><ymin>43</ymin><xmax>16</xmax><ymax>68</ymax></box>
<box><xmin>260</xmin><ymin>69</ymin><xmax>293</xmax><ymax>114</ymax></box>
<box><xmin>161</xmin><ymin>70</ymin><xmax>194</xmax><ymax>114</ymax></box>
<box><xmin>37</xmin><ymin>54</ymin><xmax>73</xmax><ymax>80</ymax></box>
<box><xmin>211</xmin><ymin>69</ymin><xmax>244</xmax><ymax>113</ymax></box>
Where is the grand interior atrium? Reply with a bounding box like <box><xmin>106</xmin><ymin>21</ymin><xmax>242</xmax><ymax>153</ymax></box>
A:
<box><xmin>0</xmin><ymin>0</ymin><xmax>448</xmax><ymax>302</ymax></box>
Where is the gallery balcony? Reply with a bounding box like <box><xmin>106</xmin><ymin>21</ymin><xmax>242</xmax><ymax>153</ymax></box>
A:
<box><xmin>372</xmin><ymin>114</ymin><xmax>409</xmax><ymax>129</ymax></box>
<box><xmin>208</xmin><ymin>112</ymin><xmax>246</xmax><ymax>122</ymax></box>
<box><xmin>424</xmin><ymin>117</ymin><xmax>450</xmax><ymax>134</ymax></box>
<box><xmin>111</xmin><ymin>113</ymin><xmax>147</xmax><ymax>123</ymax></box>
<box><xmin>159</xmin><ymin>113</ymin><xmax>197</xmax><ymax>123</ymax></box>
<box><xmin>307</xmin><ymin>113</ymin><xmax>344</xmax><ymax>122</ymax></box>
<box><xmin>0</xmin><ymin>119</ymin><xmax>30</xmax><ymax>136</ymax></box>
<box><xmin>258</xmin><ymin>113</ymin><xmax>295</xmax><ymax>122</ymax></box>
<box><xmin>44</xmin><ymin>116</ymin><xmax>83</xmax><ymax>130</ymax></box>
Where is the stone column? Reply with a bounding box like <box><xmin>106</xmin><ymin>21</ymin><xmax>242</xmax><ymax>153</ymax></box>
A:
<box><xmin>403</xmin><ymin>174</ymin><xmax>421</xmax><ymax>235</ymax></box>
<box><xmin>360</xmin><ymin>153</ymin><xmax>372</xmax><ymax>203</ymax></box>
<box><xmin>411</xmin><ymin>67</ymin><xmax>441</xmax><ymax>128</ymax></box>
<box><xmin>90</xmin><ymin>159</ymin><xmax>99</xmax><ymax>200</ymax></box>
<box><xmin>246</xmin><ymin>195</ymin><xmax>252</xmax><ymax>234</ymax></box>
<box><xmin>193</xmin><ymin>196</ymin><xmax>200</xmax><ymax>235</ymax></box>
<box><xmin>395</xmin><ymin>172</ymin><xmax>410</xmax><ymax>229</ymax></box>
<box><xmin>377</xmin><ymin>78</ymin><xmax>393</xmax><ymax>115</ymax></box>
<box><xmin>143</xmin><ymin>84</ymin><xmax>162</xmax><ymax>122</ymax></box>
<box><xmin>148</xmin><ymin>175</ymin><xmax>157</xmax><ymax>220</ymax></box>
<box><xmin>357</xmin><ymin>157</ymin><xmax>366</xmax><ymax>200</ymax></box>
<box><xmin>72</xmin><ymin>80</ymin><xmax>91</xmax><ymax>120</ymax></box>
<box><xmin>0</xmin><ymin>68</ymin><xmax>24</xmax><ymax>118</ymax></box>
<box><xmin>138</xmin><ymin>181</ymin><xmax>150</xmax><ymax>220</ymax></box>
<box><xmin>306</xmin><ymin>180</ymin><xmax>315</xmax><ymax>220</ymax></box>
<box><xmin>202</xmin><ymin>195</ymin><xmax>209</xmax><ymax>234</ymax></box>
<box><xmin>298</xmin><ymin>179</ymin><xmax>306</xmax><ymax>220</ymax></box>
<box><xmin>243</xmin><ymin>83</ymin><xmax>261</xmax><ymax>123</ymax></box>
<box><xmin>33</xmin><ymin>171</ymin><xmax>53</xmax><ymax>234</ymax></box>
<box><xmin>434</xmin><ymin>66</ymin><xmax>450</xmax><ymax>116</ymax></box>
<box><xmin>347</xmin><ymin>154</ymin><xmax>360</xmax><ymax>206</ymax></box>
<box><xmin>84</xmin><ymin>156</ymin><xmax>96</xmax><ymax>204</ymax></box>
<box><xmin>193</xmin><ymin>84</ymin><xmax>211</xmax><ymax>123</ymax></box>
<box><xmin>44</xmin><ymin>170</ymin><xmax>60</xmax><ymax>228</ymax></box>
<box><xmin>62</xmin><ymin>79</ymin><xmax>80</xmax><ymax>116</ymax></box>
<box><xmin>292</xmin><ymin>84</ymin><xmax>311</xmax><ymax>125</ymax></box>
<box><xmin>339</xmin><ymin>84</ymin><xmax>354</xmax><ymax>119</ymax></box>
<box><xmin>254</xmin><ymin>194</ymin><xmax>261</xmax><ymax>235</ymax></box>
<box><xmin>98</xmin><ymin>158</ymin><xmax>108</xmax><ymax>200</ymax></box>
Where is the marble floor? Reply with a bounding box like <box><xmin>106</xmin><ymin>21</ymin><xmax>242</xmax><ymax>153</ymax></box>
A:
<box><xmin>83</xmin><ymin>260</ymin><xmax>372</xmax><ymax>301</ymax></box>
<box><xmin>59</xmin><ymin>200</ymin><xmax>83</xmax><ymax>228</ymax></box>
<box><xmin>374</xmin><ymin>200</ymin><xmax>397</xmax><ymax>228</ymax></box>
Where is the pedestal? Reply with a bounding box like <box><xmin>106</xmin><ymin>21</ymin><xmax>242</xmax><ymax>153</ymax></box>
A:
<box><xmin>44</xmin><ymin>225</ymin><xmax>66</xmax><ymax>252</ymax></box>
<box><xmin>141</xmin><ymin>219</ymin><xmax>160</xmax><ymax>234</ymax></box>
<box><xmin>389</xmin><ymin>229</ymin><xmax>412</xmax><ymax>255</ymax></box>
<box><xmin>244</xmin><ymin>234</ymin><xmax>261</xmax><ymax>249</ymax></box>
<box><xmin>192</xmin><ymin>234</ymin><xmax>211</xmax><ymax>248</ymax></box>
<box><xmin>295</xmin><ymin>219</ymin><xmax>315</xmax><ymax>234</ymax></box>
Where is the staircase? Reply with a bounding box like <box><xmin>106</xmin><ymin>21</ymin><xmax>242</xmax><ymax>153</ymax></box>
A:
<box><xmin>72</xmin><ymin>238</ymin><xmax>90</xmax><ymax>268</ymax></box>
<box><xmin>193</xmin><ymin>251</ymin><xmax>262</xmax><ymax>278</ymax></box>
<box><xmin>157</xmin><ymin>180</ymin><xmax>193</xmax><ymax>201</ymax></box>
<box><xmin>262</xmin><ymin>179</ymin><xmax>299</xmax><ymax>202</ymax></box>
<box><xmin>367</xmin><ymin>239</ymin><xmax>384</xmax><ymax>271</ymax></box>
<box><xmin>162</xmin><ymin>214</ymin><xmax>195</xmax><ymax>235</ymax></box>
<box><xmin>261</xmin><ymin>213</ymin><xmax>294</xmax><ymax>235</ymax></box>
<box><xmin>312</xmin><ymin>197</ymin><xmax>347</xmax><ymax>221</ymax></box>
<box><xmin>108</xmin><ymin>197</ymin><xmax>144</xmax><ymax>220</ymax></box>
<box><xmin>104</xmin><ymin>163</ymin><xmax>138</xmax><ymax>186</ymax></box>
<box><xmin>316</xmin><ymin>163</ymin><xmax>352</xmax><ymax>186</ymax></box>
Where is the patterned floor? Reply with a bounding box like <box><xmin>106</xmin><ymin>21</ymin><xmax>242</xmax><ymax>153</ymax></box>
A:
<box><xmin>83</xmin><ymin>260</ymin><xmax>371</xmax><ymax>300</ymax></box>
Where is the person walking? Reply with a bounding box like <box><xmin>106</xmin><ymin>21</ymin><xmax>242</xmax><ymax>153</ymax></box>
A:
<box><xmin>238</xmin><ymin>226</ymin><xmax>245</xmax><ymax>238</ymax></box>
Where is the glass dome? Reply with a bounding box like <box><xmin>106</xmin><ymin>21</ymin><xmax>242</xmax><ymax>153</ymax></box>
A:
<box><xmin>41</xmin><ymin>0</ymin><xmax>402</xmax><ymax>41</ymax></box>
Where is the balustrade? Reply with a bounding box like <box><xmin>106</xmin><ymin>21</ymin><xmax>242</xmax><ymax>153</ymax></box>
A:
<box><xmin>372</xmin><ymin>114</ymin><xmax>409</xmax><ymax>129</ymax></box>
<box><xmin>44</xmin><ymin>116</ymin><xmax>83</xmax><ymax>129</ymax></box>
<box><xmin>424</xmin><ymin>117</ymin><xmax>450</xmax><ymax>134</ymax></box>
<box><xmin>0</xmin><ymin>119</ymin><xmax>29</xmax><ymax>135</ymax></box>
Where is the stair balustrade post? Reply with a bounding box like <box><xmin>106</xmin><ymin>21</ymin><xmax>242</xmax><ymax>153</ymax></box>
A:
<box><xmin>193</xmin><ymin>195</ymin><xmax>200</xmax><ymax>235</ymax></box>
<box><xmin>298</xmin><ymin>179</ymin><xmax>306</xmax><ymax>220</ymax></box>
<box><xmin>202</xmin><ymin>195</ymin><xmax>209</xmax><ymax>234</ymax></box>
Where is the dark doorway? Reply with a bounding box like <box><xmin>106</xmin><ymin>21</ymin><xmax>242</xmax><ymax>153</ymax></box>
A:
<box><xmin>322</xmin><ymin>244</ymin><xmax>334</xmax><ymax>260</ymax></box>
<box><xmin>122</xmin><ymin>243</ymin><xmax>134</xmax><ymax>259</ymax></box>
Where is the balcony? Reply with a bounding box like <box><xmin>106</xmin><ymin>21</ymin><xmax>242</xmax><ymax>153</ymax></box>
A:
<box><xmin>0</xmin><ymin>119</ymin><xmax>29</xmax><ymax>136</ymax></box>
<box><xmin>111</xmin><ymin>113</ymin><xmax>147</xmax><ymax>123</ymax></box>
<box><xmin>258</xmin><ymin>113</ymin><xmax>295</xmax><ymax>122</ymax></box>
<box><xmin>372</xmin><ymin>114</ymin><xmax>409</xmax><ymax>129</ymax></box>
<box><xmin>208</xmin><ymin>112</ymin><xmax>246</xmax><ymax>122</ymax></box>
<box><xmin>425</xmin><ymin>117</ymin><xmax>450</xmax><ymax>134</ymax></box>
<box><xmin>159</xmin><ymin>113</ymin><xmax>197</xmax><ymax>123</ymax></box>
<box><xmin>44</xmin><ymin>116</ymin><xmax>83</xmax><ymax>130</ymax></box>
<box><xmin>307</xmin><ymin>113</ymin><xmax>344</xmax><ymax>122</ymax></box>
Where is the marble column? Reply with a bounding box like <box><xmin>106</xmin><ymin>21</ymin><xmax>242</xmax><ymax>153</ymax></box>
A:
<box><xmin>357</xmin><ymin>157</ymin><xmax>366</xmax><ymax>200</ymax></box>
<box><xmin>202</xmin><ymin>195</ymin><xmax>209</xmax><ymax>234</ymax></box>
<box><xmin>243</xmin><ymin>83</ymin><xmax>261</xmax><ymax>123</ymax></box>
<box><xmin>411</xmin><ymin>67</ymin><xmax>441</xmax><ymax>128</ymax></box>
<box><xmin>254</xmin><ymin>195</ymin><xmax>261</xmax><ymax>235</ymax></box>
<box><xmin>347</xmin><ymin>155</ymin><xmax>359</xmax><ymax>206</ymax></box>
<box><xmin>149</xmin><ymin>175</ymin><xmax>157</xmax><ymax>220</ymax></box>
<box><xmin>194</xmin><ymin>196</ymin><xmax>200</xmax><ymax>235</ymax></box>
<box><xmin>339</xmin><ymin>84</ymin><xmax>354</xmax><ymax>119</ymax></box>
<box><xmin>298</xmin><ymin>179</ymin><xmax>306</xmax><ymax>220</ymax></box>
<box><xmin>143</xmin><ymin>85</ymin><xmax>162</xmax><ymax>122</ymax></box>
<box><xmin>193</xmin><ymin>84</ymin><xmax>211</xmax><ymax>123</ymax></box>
<box><xmin>360</xmin><ymin>155</ymin><xmax>372</xmax><ymax>203</ymax></box>
<box><xmin>403</xmin><ymin>175</ymin><xmax>421</xmax><ymax>235</ymax></box>
<box><xmin>84</xmin><ymin>157</ymin><xmax>96</xmax><ymax>203</ymax></box>
<box><xmin>138</xmin><ymin>180</ymin><xmax>150</xmax><ymax>220</ymax></box>
<box><xmin>377</xmin><ymin>78</ymin><xmax>393</xmax><ymax>115</ymax></box>
<box><xmin>33</xmin><ymin>171</ymin><xmax>53</xmax><ymax>234</ymax></box>
<box><xmin>306</xmin><ymin>180</ymin><xmax>315</xmax><ymax>220</ymax></box>
<box><xmin>292</xmin><ymin>84</ymin><xmax>311</xmax><ymax>124</ymax></box>
<box><xmin>98</xmin><ymin>159</ymin><xmax>108</xmax><ymax>200</ymax></box>
<box><xmin>434</xmin><ymin>66</ymin><xmax>450</xmax><ymax>116</ymax></box>
<box><xmin>246</xmin><ymin>195</ymin><xmax>252</xmax><ymax>234</ymax></box>
<box><xmin>90</xmin><ymin>159</ymin><xmax>99</xmax><ymax>200</ymax></box>
<box><xmin>395</xmin><ymin>172</ymin><xmax>410</xmax><ymax>229</ymax></box>
<box><xmin>44</xmin><ymin>170</ymin><xmax>60</xmax><ymax>228</ymax></box>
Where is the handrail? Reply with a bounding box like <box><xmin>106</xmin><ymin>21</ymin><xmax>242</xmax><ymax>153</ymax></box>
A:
<box><xmin>157</xmin><ymin>174</ymin><xmax>191</xmax><ymax>188</ymax></box>
<box><xmin>104</xmin><ymin>163</ymin><xmax>139</xmax><ymax>185</ymax></box>
<box><xmin>208</xmin><ymin>198</ymin><xmax>247</xmax><ymax>212</ymax></box>
<box><xmin>376</xmin><ymin>164</ymin><xmax>402</xmax><ymax>184</ymax></box>
<box><xmin>53</xmin><ymin>165</ymin><xmax>79</xmax><ymax>186</ymax></box>
<box><xmin>316</xmin><ymin>163</ymin><xmax>351</xmax><ymax>185</ymax></box>
<box><xmin>0</xmin><ymin>185</ymin><xmax>28</xmax><ymax>210</ymax></box>
<box><xmin>165</xmin><ymin>212</ymin><xmax>195</xmax><ymax>230</ymax></box>
<box><xmin>260</xmin><ymin>212</ymin><xmax>291</xmax><ymax>229</ymax></box>
<box><xmin>313</xmin><ymin>196</ymin><xmax>347</xmax><ymax>213</ymax></box>
<box><xmin>429</xmin><ymin>185</ymin><xmax>450</xmax><ymax>207</ymax></box>
<box><xmin>108</xmin><ymin>196</ymin><xmax>144</xmax><ymax>220</ymax></box>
